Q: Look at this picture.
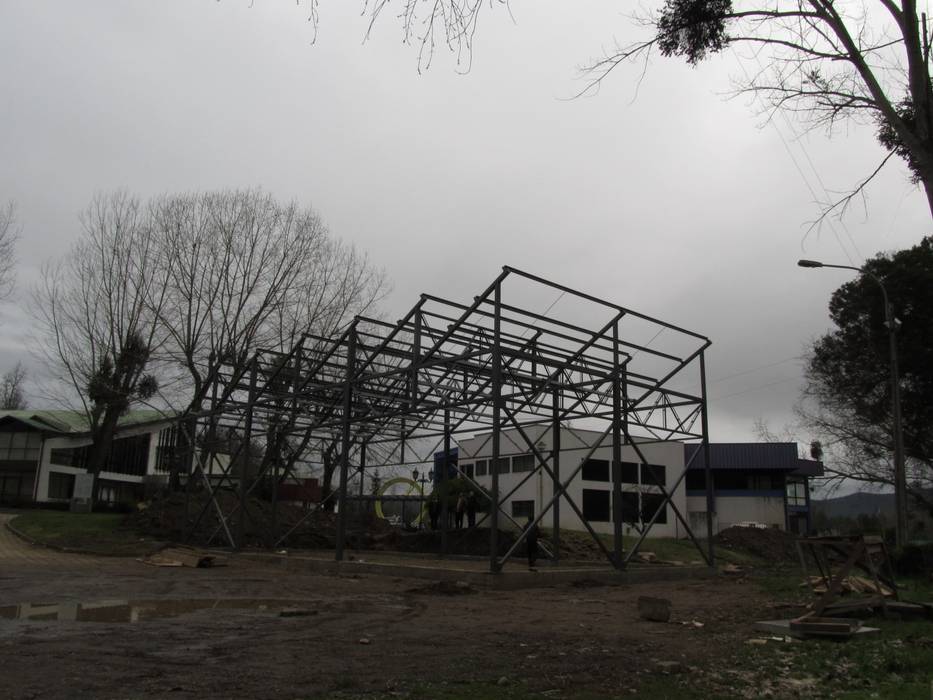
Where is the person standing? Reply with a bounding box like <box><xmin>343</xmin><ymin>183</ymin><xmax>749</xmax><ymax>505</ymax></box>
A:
<box><xmin>455</xmin><ymin>493</ymin><xmax>466</xmax><ymax>529</ymax></box>
<box><xmin>526</xmin><ymin>517</ymin><xmax>540</xmax><ymax>570</ymax></box>
<box><xmin>466</xmin><ymin>491</ymin><xmax>478</xmax><ymax>528</ymax></box>
<box><xmin>428</xmin><ymin>496</ymin><xmax>439</xmax><ymax>531</ymax></box>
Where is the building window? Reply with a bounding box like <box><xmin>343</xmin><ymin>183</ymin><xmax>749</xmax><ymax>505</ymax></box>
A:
<box><xmin>0</xmin><ymin>431</ymin><xmax>42</xmax><ymax>462</ymax></box>
<box><xmin>582</xmin><ymin>459</ymin><xmax>609</xmax><ymax>482</ymax></box>
<box><xmin>106</xmin><ymin>434</ymin><xmax>151</xmax><ymax>476</ymax></box>
<box><xmin>50</xmin><ymin>445</ymin><xmax>89</xmax><ymax>469</ymax></box>
<box><xmin>461</xmin><ymin>463</ymin><xmax>474</xmax><ymax>479</ymax></box>
<box><xmin>685</xmin><ymin>470</ymin><xmax>706</xmax><ymax>490</ymax></box>
<box><xmin>640</xmin><ymin>493</ymin><xmax>668</xmax><ymax>525</ymax></box>
<box><xmin>749</xmin><ymin>473</ymin><xmax>783</xmax><ymax>491</ymax></box>
<box><xmin>582</xmin><ymin>489</ymin><xmax>611</xmax><ymax>522</ymax></box>
<box><xmin>512</xmin><ymin>454</ymin><xmax>535</xmax><ymax>473</ymax></box>
<box><xmin>619</xmin><ymin>491</ymin><xmax>639</xmax><ymax>524</ymax></box>
<box><xmin>97</xmin><ymin>479</ymin><xmax>143</xmax><ymax>504</ymax></box>
<box><xmin>475</xmin><ymin>460</ymin><xmax>488</xmax><ymax>477</ymax></box>
<box><xmin>494</xmin><ymin>458</ymin><xmax>510</xmax><ymax>475</ymax></box>
<box><xmin>0</xmin><ymin>474</ymin><xmax>32</xmax><ymax>501</ymax></box>
<box><xmin>786</xmin><ymin>479</ymin><xmax>807</xmax><ymax>507</ymax></box>
<box><xmin>620</xmin><ymin>461</ymin><xmax>638</xmax><ymax>484</ymax></box>
<box><xmin>512</xmin><ymin>500</ymin><xmax>535</xmax><ymax>519</ymax></box>
<box><xmin>640</xmin><ymin>464</ymin><xmax>666</xmax><ymax>487</ymax></box>
<box><xmin>715</xmin><ymin>471</ymin><xmax>748</xmax><ymax>490</ymax></box>
<box><xmin>156</xmin><ymin>426</ymin><xmax>180</xmax><ymax>473</ymax></box>
<box><xmin>47</xmin><ymin>472</ymin><xmax>75</xmax><ymax>500</ymax></box>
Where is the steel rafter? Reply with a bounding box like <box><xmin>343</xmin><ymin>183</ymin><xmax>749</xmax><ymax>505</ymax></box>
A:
<box><xmin>186</xmin><ymin>267</ymin><xmax>715</xmax><ymax>573</ymax></box>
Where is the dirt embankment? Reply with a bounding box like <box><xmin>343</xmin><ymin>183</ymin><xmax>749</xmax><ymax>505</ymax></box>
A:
<box><xmin>129</xmin><ymin>492</ymin><xmax>530</xmax><ymax>555</ymax></box>
<box><xmin>715</xmin><ymin>525</ymin><xmax>799</xmax><ymax>563</ymax></box>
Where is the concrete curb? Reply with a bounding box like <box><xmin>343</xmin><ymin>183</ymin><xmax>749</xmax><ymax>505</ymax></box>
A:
<box><xmin>239</xmin><ymin>550</ymin><xmax>717</xmax><ymax>590</ymax></box>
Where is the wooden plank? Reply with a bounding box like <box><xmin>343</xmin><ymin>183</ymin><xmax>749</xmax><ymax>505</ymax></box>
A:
<box><xmin>790</xmin><ymin>616</ymin><xmax>862</xmax><ymax>637</ymax></box>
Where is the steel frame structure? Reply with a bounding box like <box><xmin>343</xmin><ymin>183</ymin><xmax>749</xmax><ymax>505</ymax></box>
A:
<box><xmin>182</xmin><ymin>267</ymin><xmax>716</xmax><ymax>572</ymax></box>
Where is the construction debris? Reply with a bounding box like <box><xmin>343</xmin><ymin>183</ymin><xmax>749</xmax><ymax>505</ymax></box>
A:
<box><xmin>801</xmin><ymin>575</ymin><xmax>894</xmax><ymax>597</ymax></box>
<box><xmin>139</xmin><ymin>547</ymin><xmax>225</xmax><ymax>568</ymax></box>
<box><xmin>754</xmin><ymin>618</ymin><xmax>880</xmax><ymax>640</ymax></box>
<box><xmin>797</xmin><ymin>535</ymin><xmax>899</xmax><ymax>618</ymax></box>
<box><xmin>789</xmin><ymin>616</ymin><xmax>863</xmax><ymax>638</ymax></box>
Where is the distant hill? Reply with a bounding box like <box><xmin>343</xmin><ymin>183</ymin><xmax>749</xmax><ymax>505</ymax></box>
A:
<box><xmin>812</xmin><ymin>492</ymin><xmax>895</xmax><ymax>521</ymax></box>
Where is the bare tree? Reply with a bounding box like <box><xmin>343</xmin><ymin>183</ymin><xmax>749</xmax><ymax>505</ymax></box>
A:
<box><xmin>33</xmin><ymin>192</ymin><xmax>170</xmax><ymax>502</ymax></box>
<box><xmin>153</xmin><ymin>191</ymin><xmax>384</xmax><ymax>403</ymax></box>
<box><xmin>150</xmin><ymin>190</ymin><xmax>387</xmax><ymax>488</ymax></box>
<box><xmin>0</xmin><ymin>201</ymin><xmax>19</xmax><ymax>301</ymax></box>
<box><xmin>582</xmin><ymin>1</ymin><xmax>933</xmax><ymax>220</ymax></box>
<box><xmin>297</xmin><ymin>1</ymin><xmax>933</xmax><ymax>220</ymax></box>
<box><xmin>0</xmin><ymin>362</ymin><xmax>28</xmax><ymax>410</ymax></box>
<box><xmin>32</xmin><ymin>189</ymin><xmax>387</xmax><ymax>498</ymax></box>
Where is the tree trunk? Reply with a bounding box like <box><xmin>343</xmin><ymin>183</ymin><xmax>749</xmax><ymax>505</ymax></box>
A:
<box><xmin>170</xmin><ymin>410</ymin><xmax>199</xmax><ymax>492</ymax></box>
<box><xmin>320</xmin><ymin>440</ymin><xmax>339</xmax><ymax>512</ymax></box>
<box><xmin>920</xmin><ymin>167</ymin><xmax>933</xmax><ymax>220</ymax></box>
<box><xmin>85</xmin><ymin>408</ymin><xmax>123</xmax><ymax>508</ymax></box>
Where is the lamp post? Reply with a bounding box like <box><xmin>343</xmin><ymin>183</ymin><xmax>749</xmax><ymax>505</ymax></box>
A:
<box><xmin>413</xmin><ymin>469</ymin><xmax>428</xmax><ymax>530</ymax></box>
<box><xmin>798</xmin><ymin>259</ymin><xmax>908</xmax><ymax>547</ymax></box>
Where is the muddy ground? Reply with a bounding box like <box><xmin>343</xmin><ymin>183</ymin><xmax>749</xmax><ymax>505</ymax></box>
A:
<box><xmin>0</xmin><ymin>515</ymin><xmax>778</xmax><ymax>700</ymax></box>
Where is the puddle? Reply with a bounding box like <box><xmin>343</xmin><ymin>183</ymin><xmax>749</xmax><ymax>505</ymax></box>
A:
<box><xmin>0</xmin><ymin>598</ymin><xmax>313</xmax><ymax>623</ymax></box>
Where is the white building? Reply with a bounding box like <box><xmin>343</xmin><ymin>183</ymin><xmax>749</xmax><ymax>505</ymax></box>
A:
<box><xmin>458</xmin><ymin>427</ymin><xmax>821</xmax><ymax>538</ymax></box>
<box><xmin>459</xmin><ymin>426</ymin><xmax>686</xmax><ymax>538</ymax></box>
<box><xmin>0</xmin><ymin>410</ymin><xmax>178</xmax><ymax>506</ymax></box>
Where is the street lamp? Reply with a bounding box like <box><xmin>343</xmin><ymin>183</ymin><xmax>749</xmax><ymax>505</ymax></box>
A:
<box><xmin>413</xmin><ymin>469</ymin><xmax>427</xmax><ymax>530</ymax></box>
<box><xmin>797</xmin><ymin>259</ymin><xmax>908</xmax><ymax>547</ymax></box>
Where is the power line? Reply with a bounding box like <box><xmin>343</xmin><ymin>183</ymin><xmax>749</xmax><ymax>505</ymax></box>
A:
<box><xmin>730</xmin><ymin>46</ymin><xmax>865</xmax><ymax>266</ymax></box>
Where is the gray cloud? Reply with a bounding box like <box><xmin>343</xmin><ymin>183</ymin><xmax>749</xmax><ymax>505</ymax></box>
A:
<box><xmin>0</xmin><ymin>1</ymin><xmax>926</xmax><ymax>442</ymax></box>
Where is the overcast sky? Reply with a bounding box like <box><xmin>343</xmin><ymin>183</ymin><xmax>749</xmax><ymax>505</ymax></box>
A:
<box><xmin>0</xmin><ymin>1</ymin><xmax>928</xmax><ymax>449</ymax></box>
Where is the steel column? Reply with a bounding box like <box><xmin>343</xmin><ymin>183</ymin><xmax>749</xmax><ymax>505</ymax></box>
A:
<box><xmin>612</xmin><ymin>322</ymin><xmax>624</xmax><ymax>569</ymax></box>
<box><xmin>237</xmin><ymin>358</ymin><xmax>258</xmax><ymax>551</ymax></box>
<box><xmin>335</xmin><ymin>325</ymin><xmax>357</xmax><ymax>562</ymax></box>
<box><xmin>551</xmin><ymin>388</ymin><xmax>560</xmax><ymax>566</ymax></box>
<box><xmin>489</xmin><ymin>281</ymin><xmax>502</xmax><ymax>573</ymax></box>
<box><xmin>441</xmin><ymin>408</ymin><xmax>450</xmax><ymax>556</ymax></box>
<box><xmin>700</xmin><ymin>351</ymin><xmax>715</xmax><ymax>566</ymax></box>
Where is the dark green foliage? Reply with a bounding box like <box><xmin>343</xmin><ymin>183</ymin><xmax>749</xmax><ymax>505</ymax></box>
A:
<box><xmin>877</xmin><ymin>97</ymin><xmax>924</xmax><ymax>183</ymax></box>
<box><xmin>808</xmin><ymin>237</ymin><xmax>933</xmax><ymax>465</ymax></box>
<box><xmin>657</xmin><ymin>0</ymin><xmax>732</xmax><ymax>64</ymax></box>
<box><xmin>87</xmin><ymin>331</ymin><xmax>158</xmax><ymax>414</ymax></box>
<box><xmin>893</xmin><ymin>542</ymin><xmax>933</xmax><ymax>575</ymax></box>
<box><xmin>432</xmin><ymin>476</ymin><xmax>489</xmax><ymax>512</ymax></box>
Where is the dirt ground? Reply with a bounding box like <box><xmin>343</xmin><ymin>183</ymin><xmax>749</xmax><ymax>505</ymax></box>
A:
<box><xmin>0</xmin><ymin>514</ymin><xmax>776</xmax><ymax>700</ymax></box>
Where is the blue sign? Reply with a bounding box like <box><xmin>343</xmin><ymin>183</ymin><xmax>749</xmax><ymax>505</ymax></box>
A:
<box><xmin>432</xmin><ymin>448</ymin><xmax>459</xmax><ymax>483</ymax></box>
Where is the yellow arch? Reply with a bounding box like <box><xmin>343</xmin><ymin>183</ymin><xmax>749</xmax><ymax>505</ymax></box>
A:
<box><xmin>374</xmin><ymin>477</ymin><xmax>427</xmax><ymax>525</ymax></box>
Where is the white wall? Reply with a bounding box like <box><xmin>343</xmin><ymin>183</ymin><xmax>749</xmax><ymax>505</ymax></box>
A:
<box><xmin>459</xmin><ymin>427</ymin><xmax>687</xmax><ymax>539</ymax></box>
<box><xmin>35</xmin><ymin>421</ymin><xmax>173</xmax><ymax>503</ymax></box>
<box><xmin>687</xmin><ymin>493</ymin><xmax>786</xmax><ymax>534</ymax></box>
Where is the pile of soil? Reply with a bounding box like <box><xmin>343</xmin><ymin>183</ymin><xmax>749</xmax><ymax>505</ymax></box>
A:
<box><xmin>128</xmin><ymin>491</ymin><xmax>608</xmax><ymax>561</ymax></box>
<box><xmin>715</xmin><ymin>525</ymin><xmax>799</xmax><ymax>563</ymax></box>
<box><xmin>128</xmin><ymin>490</ymin><xmax>400</xmax><ymax>550</ymax></box>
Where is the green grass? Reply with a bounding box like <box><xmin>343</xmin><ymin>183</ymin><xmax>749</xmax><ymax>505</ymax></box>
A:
<box><xmin>11</xmin><ymin>510</ymin><xmax>159</xmax><ymax>556</ymax></box>
<box><xmin>743</xmin><ymin>616</ymin><xmax>933</xmax><ymax>698</ymax></box>
<box><xmin>739</xmin><ymin>568</ymin><xmax>933</xmax><ymax>699</ymax></box>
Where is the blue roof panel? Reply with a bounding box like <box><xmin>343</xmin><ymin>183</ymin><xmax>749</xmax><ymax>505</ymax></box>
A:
<box><xmin>685</xmin><ymin>443</ymin><xmax>822</xmax><ymax>475</ymax></box>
